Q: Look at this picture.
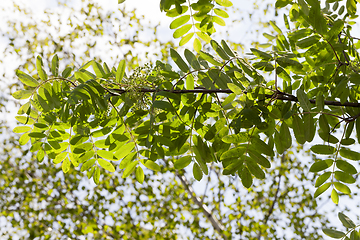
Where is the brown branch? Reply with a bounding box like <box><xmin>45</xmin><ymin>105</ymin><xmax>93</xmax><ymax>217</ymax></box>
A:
<box><xmin>175</xmin><ymin>170</ymin><xmax>228</xmax><ymax>239</ymax></box>
<box><xmin>257</xmin><ymin>158</ymin><xmax>283</xmax><ymax>240</ymax></box>
<box><xmin>163</xmin><ymin>160</ymin><xmax>227</xmax><ymax>239</ymax></box>
<box><xmin>108</xmin><ymin>88</ymin><xmax>360</xmax><ymax>108</ymax></box>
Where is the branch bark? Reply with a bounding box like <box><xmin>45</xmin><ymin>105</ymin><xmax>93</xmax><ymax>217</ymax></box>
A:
<box><xmin>175</xmin><ymin>171</ymin><xmax>228</xmax><ymax>240</ymax></box>
<box><xmin>109</xmin><ymin>88</ymin><xmax>360</xmax><ymax>108</ymax></box>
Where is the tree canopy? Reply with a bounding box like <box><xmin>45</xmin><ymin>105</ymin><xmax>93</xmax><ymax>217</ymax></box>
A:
<box><xmin>3</xmin><ymin>0</ymin><xmax>360</xmax><ymax>239</ymax></box>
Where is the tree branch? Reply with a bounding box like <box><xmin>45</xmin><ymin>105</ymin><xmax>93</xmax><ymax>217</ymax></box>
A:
<box><xmin>175</xmin><ymin>171</ymin><xmax>228</xmax><ymax>240</ymax></box>
<box><xmin>109</xmin><ymin>88</ymin><xmax>360</xmax><ymax>108</ymax></box>
<box><xmin>257</xmin><ymin>157</ymin><xmax>283</xmax><ymax>240</ymax></box>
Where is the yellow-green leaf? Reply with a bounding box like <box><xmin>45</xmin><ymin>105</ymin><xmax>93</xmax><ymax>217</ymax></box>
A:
<box><xmin>13</xmin><ymin>126</ymin><xmax>32</xmax><ymax>133</ymax></box>
<box><xmin>135</xmin><ymin>167</ymin><xmax>144</xmax><ymax>183</ymax></box>
<box><xmin>170</xmin><ymin>15</ymin><xmax>190</xmax><ymax>29</ymax></box>
<box><xmin>62</xmin><ymin>157</ymin><xmax>71</xmax><ymax>173</ymax></box>
<box><xmin>144</xmin><ymin>160</ymin><xmax>161</xmax><ymax>171</ymax></box>
<box><xmin>16</xmin><ymin>70</ymin><xmax>39</xmax><ymax>87</ymax></box>
<box><xmin>98</xmin><ymin>158</ymin><xmax>115</xmax><ymax>172</ymax></box>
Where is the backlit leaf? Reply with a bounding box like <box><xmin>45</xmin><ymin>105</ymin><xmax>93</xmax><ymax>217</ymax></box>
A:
<box><xmin>98</xmin><ymin>158</ymin><xmax>115</xmax><ymax>172</ymax></box>
<box><xmin>314</xmin><ymin>182</ymin><xmax>331</xmax><ymax>198</ymax></box>
<box><xmin>62</xmin><ymin>157</ymin><xmax>71</xmax><ymax>173</ymax></box>
<box><xmin>170</xmin><ymin>48</ymin><xmax>189</xmax><ymax>72</ymax></box>
<box><xmin>144</xmin><ymin>160</ymin><xmax>161</xmax><ymax>171</ymax></box>
<box><xmin>339</xmin><ymin>148</ymin><xmax>360</xmax><ymax>160</ymax></box>
<box><xmin>174</xmin><ymin>156</ymin><xmax>192</xmax><ymax>169</ymax></box>
<box><xmin>16</xmin><ymin>70</ymin><xmax>39</xmax><ymax>87</ymax></box>
<box><xmin>309</xmin><ymin>159</ymin><xmax>333</xmax><ymax>172</ymax></box>
<box><xmin>193</xmin><ymin>163</ymin><xmax>203</xmax><ymax>181</ymax></box>
<box><xmin>322</xmin><ymin>229</ymin><xmax>345</xmax><ymax>238</ymax></box>
<box><xmin>338</xmin><ymin>212</ymin><xmax>356</xmax><ymax>228</ymax></box>
<box><xmin>135</xmin><ymin>167</ymin><xmax>144</xmax><ymax>183</ymax></box>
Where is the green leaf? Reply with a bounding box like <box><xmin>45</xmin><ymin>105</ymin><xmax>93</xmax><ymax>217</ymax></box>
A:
<box><xmin>16</xmin><ymin>70</ymin><xmax>39</xmax><ymax>87</ymax></box>
<box><xmin>184</xmin><ymin>49</ymin><xmax>201</xmax><ymax>69</ymax></box>
<box><xmin>36</xmin><ymin>56</ymin><xmax>48</xmax><ymax>81</ymax></box>
<box><xmin>19</xmin><ymin>133</ymin><xmax>30</xmax><ymax>145</ymax></box>
<box><xmin>122</xmin><ymin>160</ymin><xmax>138</xmax><ymax>178</ymax></box>
<box><xmin>194</xmin><ymin>38</ymin><xmax>202</xmax><ymax>52</ymax></box>
<box><xmin>53</xmin><ymin>152</ymin><xmax>68</xmax><ymax>164</ymax></box>
<box><xmin>62</xmin><ymin>157</ymin><xmax>71</xmax><ymax>173</ymax></box>
<box><xmin>213</xmin><ymin>16</ymin><xmax>225</xmax><ymax>26</ymax></box>
<box><xmin>196</xmin><ymin>32</ymin><xmax>212</xmax><ymax>43</ymax></box>
<box><xmin>174</xmin><ymin>156</ymin><xmax>192</xmax><ymax>169</ymax></box>
<box><xmin>297</xmin><ymin>89</ymin><xmax>311</xmax><ymax>112</ymax></box>
<box><xmin>179</xmin><ymin>32</ymin><xmax>194</xmax><ymax>46</ymax></box>
<box><xmin>334</xmin><ymin>182</ymin><xmax>351</xmax><ymax>194</ymax></box>
<box><xmin>116</xmin><ymin>60</ymin><xmax>126</xmax><ymax>83</ymax></box>
<box><xmin>220</xmin><ymin>145</ymin><xmax>247</xmax><ymax>160</ymax></box>
<box><xmin>239</xmin><ymin>167</ymin><xmax>252</xmax><ymax>188</ymax></box>
<box><xmin>309</xmin><ymin>159</ymin><xmax>333</xmax><ymax>172</ymax></box>
<box><xmin>153</xmin><ymin>100</ymin><xmax>173</xmax><ymax>111</ymax></box>
<box><xmin>336</xmin><ymin>160</ymin><xmax>357</xmax><ymax>175</ymax></box>
<box><xmin>28</xmin><ymin>132</ymin><xmax>46</xmax><ymax>139</ymax></box>
<box><xmin>331</xmin><ymin>189</ymin><xmax>339</xmax><ymax>204</ymax></box>
<box><xmin>186</xmin><ymin>74</ymin><xmax>194</xmax><ymax>90</ymax></box>
<box><xmin>246</xmin><ymin>158</ymin><xmax>265</xmax><ymax>179</ymax></box>
<box><xmin>339</xmin><ymin>148</ymin><xmax>360</xmax><ymax>160</ymax></box>
<box><xmin>222</xmin><ymin>132</ymin><xmax>248</xmax><ymax>143</ymax></box>
<box><xmin>98</xmin><ymin>158</ymin><xmax>115</xmax><ymax>172</ymax></box>
<box><xmin>334</xmin><ymin>171</ymin><xmax>356</xmax><ymax>184</ymax></box>
<box><xmin>81</xmin><ymin>158</ymin><xmax>96</xmax><ymax>172</ymax></box>
<box><xmin>304</xmin><ymin>114</ymin><xmax>315</xmax><ymax>142</ymax></box>
<box><xmin>269</xmin><ymin>20</ymin><xmax>282</xmax><ymax>34</ymax></box>
<box><xmin>115</xmin><ymin>142</ymin><xmax>135</xmax><ymax>160</ymax></box>
<box><xmin>62</xmin><ymin>67</ymin><xmax>72</xmax><ymax>78</ymax></box>
<box><xmin>170</xmin><ymin>48</ymin><xmax>189</xmax><ymax>72</ymax></box>
<box><xmin>280</xmin><ymin>122</ymin><xmax>291</xmax><ymax>150</ymax></box>
<box><xmin>314</xmin><ymin>182</ymin><xmax>331</xmax><ymax>198</ymax></box>
<box><xmin>292</xmin><ymin>115</ymin><xmax>306</xmax><ymax>144</ymax></box>
<box><xmin>251</xmin><ymin>137</ymin><xmax>274</xmax><ymax>157</ymax></box>
<box><xmin>346</xmin><ymin>0</ymin><xmax>357</xmax><ymax>15</ymax></box>
<box><xmin>322</xmin><ymin>229</ymin><xmax>346</xmax><ymax>239</ymax></box>
<box><xmin>250</xmin><ymin>48</ymin><xmax>272</xmax><ymax>60</ymax></box>
<box><xmin>199</xmin><ymin>51</ymin><xmax>222</xmax><ymax>66</ymax></box>
<box><xmin>51</xmin><ymin>54</ymin><xmax>59</xmax><ymax>77</ymax></box>
<box><xmin>170</xmin><ymin>15</ymin><xmax>190</xmax><ymax>29</ymax></box>
<box><xmin>215</xmin><ymin>0</ymin><xmax>233</xmax><ymax>7</ymax></box>
<box><xmin>173</xmin><ymin>24</ymin><xmax>192</xmax><ymax>39</ymax></box>
<box><xmin>338</xmin><ymin>212</ymin><xmax>356</xmax><ymax>228</ymax></box>
<box><xmin>248</xmin><ymin>149</ymin><xmax>271</xmax><ymax>168</ymax></box>
<box><xmin>93</xmin><ymin>166</ymin><xmax>100</xmax><ymax>184</ymax></box>
<box><xmin>221</xmin><ymin>40</ymin><xmax>235</xmax><ymax>57</ymax></box>
<box><xmin>13</xmin><ymin>126</ymin><xmax>32</xmax><ymax>133</ymax></box>
<box><xmin>296</xmin><ymin>35</ymin><xmax>321</xmax><ymax>49</ymax></box>
<box><xmin>135</xmin><ymin>167</ymin><xmax>144</xmax><ymax>183</ymax></box>
<box><xmin>144</xmin><ymin>160</ymin><xmax>161</xmax><ymax>171</ymax></box>
<box><xmin>227</xmin><ymin>83</ymin><xmax>243</xmax><ymax>95</ymax></box>
<box><xmin>118</xmin><ymin>0</ymin><xmax>126</xmax><ymax>3</ymax></box>
<box><xmin>214</xmin><ymin>8</ymin><xmax>229</xmax><ymax>18</ymax></box>
<box><xmin>210</xmin><ymin>40</ymin><xmax>230</xmax><ymax>60</ymax></box>
<box><xmin>193</xmin><ymin>163</ymin><xmax>203</xmax><ymax>181</ymax></box>
<box><xmin>223</xmin><ymin>158</ymin><xmax>244</xmax><ymax>175</ymax></box>
<box><xmin>263</xmin><ymin>33</ymin><xmax>276</xmax><ymax>40</ymax></box>
<box><xmin>97</xmin><ymin>150</ymin><xmax>116</xmax><ymax>160</ymax></box>
<box><xmin>315</xmin><ymin>171</ymin><xmax>331</xmax><ymax>187</ymax></box>
<box><xmin>310</xmin><ymin>145</ymin><xmax>336</xmax><ymax>155</ymax></box>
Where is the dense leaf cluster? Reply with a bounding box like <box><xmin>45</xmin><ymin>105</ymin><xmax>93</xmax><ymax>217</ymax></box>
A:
<box><xmin>9</xmin><ymin>0</ymin><xmax>360</xmax><ymax>238</ymax></box>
